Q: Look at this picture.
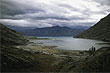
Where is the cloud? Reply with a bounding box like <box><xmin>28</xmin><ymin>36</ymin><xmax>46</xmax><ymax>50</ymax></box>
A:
<box><xmin>93</xmin><ymin>0</ymin><xmax>110</xmax><ymax>6</ymax></box>
<box><xmin>0</xmin><ymin>0</ymin><xmax>110</xmax><ymax>28</ymax></box>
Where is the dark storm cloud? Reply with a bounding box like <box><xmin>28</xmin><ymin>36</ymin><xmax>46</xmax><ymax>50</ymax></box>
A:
<box><xmin>1</xmin><ymin>0</ymin><xmax>45</xmax><ymax>19</ymax></box>
<box><xmin>1</xmin><ymin>0</ymin><xmax>25</xmax><ymax>16</ymax></box>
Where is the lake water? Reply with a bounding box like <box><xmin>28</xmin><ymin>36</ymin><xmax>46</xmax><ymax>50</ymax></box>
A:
<box><xmin>31</xmin><ymin>37</ymin><xmax>109</xmax><ymax>50</ymax></box>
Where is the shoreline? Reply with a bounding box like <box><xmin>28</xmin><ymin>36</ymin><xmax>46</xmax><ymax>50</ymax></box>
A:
<box><xmin>27</xmin><ymin>38</ymin><xmax>110</xmax><ymax>52</ymax></box>
<box><xmin>15</xmin><ymin>41</ymin><xmax>89</xmax><ymax>59</ymax></box>
<box><xmin>29</xmin><ymin>37</ymin><xmax>110</xmax><ymax>50</ymax></box>
<box><xmin>3</xmin><ymin>39</ymin><xmax>110</xmax><ymax>72</ymax></box>
<box><xmin>12</xmin><ymin>38</ymin><xmax>110</xmax><ymax>72</ymax></box>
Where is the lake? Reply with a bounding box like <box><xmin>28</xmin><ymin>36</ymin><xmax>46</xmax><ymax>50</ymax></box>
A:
<box><xmin>31</xmin><ymin>37</ymin><xmax>109</xmax><ymax>50</ymax></box>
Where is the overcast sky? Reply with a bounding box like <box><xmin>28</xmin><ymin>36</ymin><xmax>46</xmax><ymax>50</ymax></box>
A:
<box><xmin>0</xmin><ymin>0</ymin><xmax>110</xmax><ymax>28</ymax></box>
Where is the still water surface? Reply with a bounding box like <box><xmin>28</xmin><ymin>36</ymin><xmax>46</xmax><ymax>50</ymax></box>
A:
<box><xmin>32</xmin><ymin>37</ymin><xmax>109</xmax><ymax>50</ymax></box>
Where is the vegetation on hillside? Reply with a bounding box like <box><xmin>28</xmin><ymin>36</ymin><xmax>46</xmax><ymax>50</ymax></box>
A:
<box><xmin>75</xmin><ymin>13</ymin><xmax>110</xmax><ymax>42</ymax></box>
<box><xmin>76</xmin><ymin>47</ymin><xmax>110</xmax><ymax>72</ymax></box>
<box><xmin>1</xmin><ymin>46</ymin><xmax>57</xmax><ymax>72</ymax></box>
<box><xmin>73</xmin><ymin>13</ymin><xmax>110</xmax><ymax>72</ymax></box>
<box><xmin>52</xmin><ymin>47</ymin><xmax>110</xmax><ymax>72</ymax></box>
<box><xmin>0</xmin><ymin>23</ymin><xmax>28</xmax><ymax>45</ymax></box>
<box><xmin>0</xmin><ymin>23</ymin><xmax>57</xmax><ymax>72</ymax></box>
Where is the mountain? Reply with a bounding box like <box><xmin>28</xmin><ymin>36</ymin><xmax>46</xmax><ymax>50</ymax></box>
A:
<box><xmin>0</xmin><ymin>23</ymin><xmax>51</xmax><ymax>72</ymax></box>
<box><xmin>75</xmin><ymin>13</ymin><xmax>110</xmax><ymax>41</ymax></box>
<box><xmin>18</xmin><ymin>26</ymin><xmax>85</xmax><ymax>37</ymax></box>
<box><xmin>0</xmin><ymin>23</ymin><xmax>28</xmax><ymax>45</ymax></box>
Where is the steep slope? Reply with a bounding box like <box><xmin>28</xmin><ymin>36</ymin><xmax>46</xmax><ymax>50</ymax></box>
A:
<box><xmin>0</xmin><ymin>23</ymin><xmax>28</xmax><ymax>45</ymax></box>
<box><xmin>54</xmin><ymin>47</ymin><xmax>110</xmax><ymax>72</ymax></box>
<box><xmin>19</xmin><ymin>26</ymin><xmax>85</xmax><ymax>37</ymax></box>
<box><xmin>0</xmin><ymin>23</ymin><xmax>57</xmax><ymax>72</ymax></box>
<box><xmin>75</xmin><ymin>47</ymin><xmax>110</xmax><ymax>72</ymax></box>
<box><xmin>75</xmin><ymin>13</ymin><xmax>110</xmax><ymax>41</ymax></box>
<box><xmin>1</xmin><ymin>46</ymin><xmax>56</xmax><ymax>72</ymax></box>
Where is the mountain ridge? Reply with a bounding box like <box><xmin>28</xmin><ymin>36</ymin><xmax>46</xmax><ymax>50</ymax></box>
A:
<box><xmin>17</xmin><ymin>26</ymin><xmax>85</xmax><ymax>37</ymax></box>
<box><xmin>75</xmin><ymin>13</ymin><xmax>110</xmax><ymax>41</ymax></box>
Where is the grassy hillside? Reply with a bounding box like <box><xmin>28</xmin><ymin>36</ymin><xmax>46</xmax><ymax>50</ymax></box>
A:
<box><xmin>75</xmin><ymin>13</ymin><xmax>110</xmax><ymax>41</ymax></box>
<box><xmin>1</xmin><ymin>45</ymin><xmax>57</xmax><ymax>72</ymax></box>
<box><xmin>0</xmin><ymin>23</ymin><xmax>57</xmax><ymax>72</ymax></box>
<box><xmin>76</xmin><ymin>47</ymin><xmax>110</xmax><ymax>72</ymax></box>
<box><xmin>74</xmin><ymin>14</ymin><xmax>110</xmax><ymax>72</ymax></box>
<box><xmin>0</xmin><ymin>23</ymin><xmax>28</xmax><ymax>45</ymax></box>
<box><xmin>53</xmin><ymin>47</ymin><xmax>110</xmax><ymax>72</ymax></box>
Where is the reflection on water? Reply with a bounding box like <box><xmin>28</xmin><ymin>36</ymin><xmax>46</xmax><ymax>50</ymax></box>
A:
<box><xmin>31</xmin><ymin>37</ymin><xmax>109</xmax><ymax>50</ymax></box>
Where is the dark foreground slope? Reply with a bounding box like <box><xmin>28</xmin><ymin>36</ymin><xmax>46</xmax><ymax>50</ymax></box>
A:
<box><xmin>1</xmin><ymin>46</ymin><xmax>56</xmax><ymax>72</ymax></box>
<box><xmin>0</xmin><ymin>23</ymin><xmax>28</xmax><ymax>45</ymax></box>
<box><xmin>0</xmin><ymin>23</ymin><xmax>32</xmax><ymax>72</ymax></box>
<box><xmin>75</xmin><ymin>14</ymin><xmax>110</xmax><ymax>41</ymax></box>
<box><xmin>0</xmin><ymin>23</ymin><xmax>55</xmax><ymax>72</ymax></box>
<box><xmin>54</xmin><ymin>47</ymin><xmax>110</xmax><ymax>72</ymax></box>
<box><xmin>72</xmin><ymin>13</ymin><xmax>110</xmax><ymax>72</ymax></box>
<box><xmin>76</xmin><ymin>47</ymin><xmax>110</xmax><ymax>72</ymax></box>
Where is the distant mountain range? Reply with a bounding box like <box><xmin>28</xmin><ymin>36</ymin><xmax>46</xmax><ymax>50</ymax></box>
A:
<box><xmin>15</xmin><ymin>26</ymin><xmax>85</xmax><ymax>37</ymax></box>
<box><xmin>6</xmin><ymin>25</ymin><xmax>87</xmax><ymax>37</ymax></box>
<box><xmin>75</xmin><ymin>13</ymin><xmax>110</xmax><ymax>41</ymax></box>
